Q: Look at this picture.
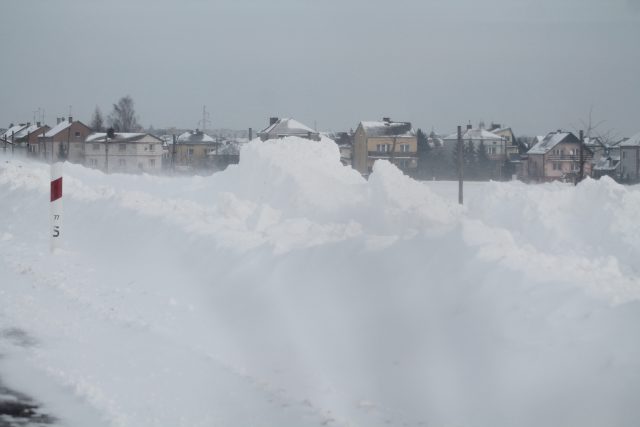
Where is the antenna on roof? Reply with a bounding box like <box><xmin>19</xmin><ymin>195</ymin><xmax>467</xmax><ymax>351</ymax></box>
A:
<box><xmin>199</xmin><ymin>105</ymin><xmax>211</xmax><ymax>133</ymax></box>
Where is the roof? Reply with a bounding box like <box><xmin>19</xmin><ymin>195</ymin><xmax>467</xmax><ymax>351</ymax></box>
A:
<box><xmin>177</xmin><ymin>130</ymin><xmax>215</xmax><ymax>144</ymax></box>
<box><xmin>13</xmin><ymin>124</ymin><xmax>43</xmax><ymax>139</ymax></box>
<box><xmin>527</xmin><ymin>131</ymin><xmax>579</xmax><ymax>155</ymax></box>
<box><xmin>443</xmin><ymin>128</ymin><xmax>504</xmax><ymax>141</ymax></box>
<box><xmin>86</xmin><ymin>132</ymin><xmax>160</xmax><ymax>143</ymax></box>
<box><xmin>258</xmin><ymin>118</ymin><xmax>318</xmax><ymax>137</ymax></box>
<box><xmin>43</xmin><ymin>120</ymin><xmax>73</xmax><ymax>137</ymax></box>
<box><xmin>359</xmin><ymin>120</ymin><xmax>415</xmax><ymax>137</ymax></box>
<box><xmin>619</xmin><ymin>132</ymin><xmax>640</xmax><ymax>147</ymax></box>
<box><xmin>1</xmin><ymin>124</ymin><xmax>27</xmax><ymax>140</ymax></box>
<box><xmin>593</xmin><ymin>156</ymin><xmax>620</xmax><ymax>171</ymax></box>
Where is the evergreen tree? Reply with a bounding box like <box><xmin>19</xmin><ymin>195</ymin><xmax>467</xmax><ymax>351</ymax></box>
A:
<box><xmin>476</xmin><ymin>140</ymin><xmax>492</xmax><ymax>180</ymax></box>
<box><xmin>416</xmin><ymin>128</ymin><xmax>431</xmax><ymax>179</ymax></box>
<box><xmin>464</xmin><ymin>140</ymin><xmax>477</xmax><ymax>180</ymax></box>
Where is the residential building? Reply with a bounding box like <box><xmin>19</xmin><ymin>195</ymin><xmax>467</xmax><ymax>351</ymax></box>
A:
<box><xmin>619</xmin><ymin>132</ymin><xmax>640</xmax><ymax>182</ymax></box>
<box><xmin>352</xmin><ymin>118</ymin><xmax>417</xmax><ymax>175</ymax></box>
<box><xmin>38</xmin><ymin>117</ymin><xmax>92</xmax><ymax>163</ymax></box>
<box><xmin>85</xmin><ymin>131</ymin><xmax>163</xmax><ymax>174</ymax></box>
<box><xmin>174</xmin><ymin>129</ymin><xmax>218</xmax><ymax>170</ymax></box>
<box><xmin>442</xmin><ymin>124</ymin><xmax>508</xmax><ymax>178</ymax></box>
<box><xmin>524</xmin><ymin>131</ymin><xmax>593</xmax><ymax>182</ymax></box>
<box><xmin>257</xmin><ymin>117</ymin><xmax>320</xmax><ymax>141</ymax></box>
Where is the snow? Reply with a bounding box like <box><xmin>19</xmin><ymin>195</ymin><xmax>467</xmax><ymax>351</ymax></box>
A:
<box><xmin>43</xmin><ymin>120</ymin><xmax>72</xmax><ymax>137</ymax></box>
<box><xmin>86</xmin><ymin>132</ymin><xmax>147</xmax><ymax>142</ymax></box>
<box><xmin>177</xmin><ymin>131</ymin><xmax>215</xmax><ymax>143</ymax></box>
<box><xmin>527</xmin><ymin>131</ymin><xmax>575</xmax><ymax>154</ymax></box>
<box><xmin>259</xmin><ymin>118</ymin><xmax>318</xmax><ymax>138</ymax></box>
<box><xmin>1</xmin><ymin>138</ymin><xmax>640</xmax><ymax>427</ymax></box>
<box><xmin>619</xmin><ymin>130</ymin><xmax>640</xmax><ymax>147</ymax></box>
<box><xmin>1</xmin><ymin>124</ymin><xmax>27</xmax><ymax>140</ymax></box>
<box><xmin>360</xmin><ymin>121</ymin><xmax>415</xmax><ymax>137</ymax></box>
<box><xmin>443</xmin><ymin>128</ymin><xmax>504</xmax><ymax>141</ymax></box>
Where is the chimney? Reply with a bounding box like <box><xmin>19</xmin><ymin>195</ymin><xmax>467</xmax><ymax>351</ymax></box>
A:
<box><xmin>107</xmin><ymin>128</ymin><xmax>115</xmax><ymax>139</ymax></box>
<box><xmin>37</xmin><ymin>121</ymin><xmax>41</xmax><ymax>127</ymax></box>
<box><xmin>57</xmin><ymin>117</ymin><xmax>62</xmax><ymax>125</ymax></box>
<box><xmin>68</xmin><ymin>116</ymin><xmax>73</xmax><ymax>123</ymax></box>
<box><xmin>27</xmin><ymin>122</ymin><xmax>31</xmax><ymax>126</ymax></box>
<box><xmin>248</xmin><ymin>127</ymin><xmax>253</xmax><ymax>140</ymax></box>
<box><xmin>9</xmin><ymin>123</ymin><xmax>13</xmax><ymax>127</ymax></box>
<box><xmin>383</xmin><ymin>117</ymin><xmax>391</xmax><ymax>123</ymax></box>
<box><xmin>269</xmin><ymin>117</ymin><xmax>279</xmax><ymax>125</ymax></box>
<box><xmin>467</xmin><ymin>122</ymin><xmax>472</xmax><ymax>130</ymax></box>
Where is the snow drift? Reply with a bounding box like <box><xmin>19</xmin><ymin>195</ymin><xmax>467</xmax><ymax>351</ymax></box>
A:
<box><xmin>0</xmin><ymin>137</ymin><xmax>639</xmax><ymax>427</ymax></box>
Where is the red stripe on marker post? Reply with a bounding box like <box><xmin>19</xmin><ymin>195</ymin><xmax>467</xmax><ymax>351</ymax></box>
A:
<box><xmin>50</xmin><ymin>177</ymin><xmax>63</xmax><ymax>202</ymax></box>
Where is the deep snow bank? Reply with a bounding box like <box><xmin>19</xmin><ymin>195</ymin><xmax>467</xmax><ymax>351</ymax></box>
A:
<box><xmin>0</xmin><ymin>138</ymin><xmax>639</xmax><ymax>427</ymax></box>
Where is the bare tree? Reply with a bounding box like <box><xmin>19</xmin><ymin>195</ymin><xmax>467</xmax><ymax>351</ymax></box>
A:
<box><xmin>108</xmin><ymin>95</ymin><xmax>140</xmax><ymax>132</ymax></box>
<box><xmin>90</xmin><ymin>106</ymin><xmax>104</xmax><ymax>132</ymax></box>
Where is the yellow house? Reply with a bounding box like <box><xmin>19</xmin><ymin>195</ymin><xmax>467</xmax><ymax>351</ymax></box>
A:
<box><xmin>353</xmin><ymin>118</ymin><xmax>417</xmax><ymax>175</ymax></box>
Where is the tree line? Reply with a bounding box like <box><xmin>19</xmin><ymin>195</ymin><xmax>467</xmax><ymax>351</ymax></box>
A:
<box><xmin>90</xmin><ymin>95</ymin><xmax>141</xmax><ymax>133</ymax></box>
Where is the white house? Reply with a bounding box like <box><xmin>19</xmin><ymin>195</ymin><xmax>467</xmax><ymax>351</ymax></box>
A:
<box><xmin>619</xmin><ymin>132</ymin><xmax>640</xmax><ymax>182</ymax></box>
<box><xmin>85</xmin><ymin>131</ymin><xmax>163</xmax><ymax>174</ymax></box>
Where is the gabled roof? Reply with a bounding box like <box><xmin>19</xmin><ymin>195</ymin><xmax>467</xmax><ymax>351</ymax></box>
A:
<box><xmin>619</xmin><ymin>132</ymin><xmax>640</xmax><ymax>147</ymax></box>
<box><xmin>86</xmin><ymin>132</ymin><xmax>161</xmax><ymax>143</ymax></box>
<box><xmin>258</xmin><ymin>118</ymin><xmax>318</xmax><ymax>138</ymax></box>
<box><xmin>14</xmin><ymin>124</ymin><xmax>46</xmax><ymax>139</ymax></box>
<box><xmin>43</xmin><ymin>120</ymin><xmax>73</xmax><ymax>137</ymax></box>
<box><xmin>527</xmin><ymin>131</ymin><xmax>580</xmax><ymax>155</ymax></box>
<box><xmin>358</xmin><ymin>120</ymin><xmax>415</xmax><ymax>137</ymax></box>
<box><xmin>1</xmin><ymin>124</ymin><xmax>28</xmax><ymax>140</ymax></box>
<box><xmin>443</xmin><ymin>128</ymin><xmax>504</xmax><ymax>141</ymax></box>
<box><xmin>177</xmin><ymin>130</ymin><xmax>216</xmax><ymax>144</ymax></box>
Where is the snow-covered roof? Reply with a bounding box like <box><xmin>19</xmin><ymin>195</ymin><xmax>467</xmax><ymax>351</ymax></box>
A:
<box><xmin>177</xmin><ymin>130</ymin><xmax>215</xmax><ymax>144</ymax></box>
<box><xmin>619</xmin><ymin>132</ymin><xmax>640</xmax><ymax>147</ymax></box>
<box><xmin>258</xmin><ymin>118</ymin><xmax>318</xmax><ymax>138</ymax></box>
<box><xmin>86</xmin><ymin>132</ymin><xmax>156</xmax><ymax>143</ymax></box>
<box><xmin>13</xmin><ymin>124</ymin><xmax>42</xmax><ymax>139</ymax></box>
<box><xmin>527</xmin><ymin>131</ymin><xmax>579</xmax><ymax>155</ymax></box>
<box><xmin>43</xmin><ymin>120</ymin><xmax>73</xmax><ymax>137</ymax></box>
<box><xmin>359</xmin><ymin>120</ymin><xmax>415</xmax><ymax>137</ymax></box>
<box><xmin>593</xmin><ymin>156</ymin><xmax>620</xmax><ymax>171</ymax></box>
<box><xmin>443</xmin><ymin>128</ymin><xmax>504</xmax><ymax>141</ymax></box>
<box><xmin>1</xmin><ymin>124</ymin><xmax>27</xmax><ymax>140</ymax></box>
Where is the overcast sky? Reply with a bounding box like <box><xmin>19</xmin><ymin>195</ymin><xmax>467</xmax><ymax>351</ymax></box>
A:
<box><xmin>2</xmin><ymin>0</ymin><xmax>639</xmax><ymax>136</ymax></box>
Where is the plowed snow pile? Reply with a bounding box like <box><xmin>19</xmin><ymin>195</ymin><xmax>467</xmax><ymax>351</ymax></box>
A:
<box><xmin>1</xmin><ymin>137</ymin><xmax>639</xmax><ymax>427</ymax></box>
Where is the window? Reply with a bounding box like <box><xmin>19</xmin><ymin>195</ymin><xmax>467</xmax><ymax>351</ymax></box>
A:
<box><xmin>92</xmin><ymin>143</ymin><xmax>99</xmax><ymax>151</ymax></box>
<box><xmin>376</xmin><ymin>144</ymin><xmax>391</xmax><ymax>152</ymax></box>
<box><xmin>119</xmin><ymin>143</ymin><xmax>126</xmax><ymax>152</ymax></box>
<box><xmin>553</xmin><ymin>162</ymin><xmax>562</xmax><ymax>171</ymax></box>
<box><xmin>74</xmin><ymin>131</ymin><xmax>81</xmax><ymax>139</ymax></box>
<box><xmin>149</xmin><ymin>144</ymin><xmax>154</xmax><ymax>151</ymax></box>
<box><xmin>622</xmin><ymin>151</ymin><xmax>626</xmax><ymax>159</ymax></box>
<box><xmin>118</xmin><ymin>159</ymin><xmax>126</xmax><ymax>167</ymax></box>
<box><xmin>89</xmin><ymin>158</ymin><xmax>98</xmax><ymax>167</ymax></box>
<box><xmin>400</xmin><ymin>144</ymin><xmax>410</xmax><ymax>153</ymax></box>
<box><xmin>187</xmin><ymin>148</ymin><xmax>194</xmax><ymax>156</ymax></box>
<box><xmin>149</xmin><ymin>158</ymin><xmax>156</xmax><ymax>167</ymax></box>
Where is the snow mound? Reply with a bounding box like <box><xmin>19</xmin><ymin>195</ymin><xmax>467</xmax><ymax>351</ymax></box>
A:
<box><xmin>1</xmin><ymin>138</ymin><xmax>639</xmax><ymax>427</ymax></box>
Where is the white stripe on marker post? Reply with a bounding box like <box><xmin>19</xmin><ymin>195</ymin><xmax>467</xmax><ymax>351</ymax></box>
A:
<box><xmin>50</xmin><ymin>162</ymin><xmax>63</xmax><ymax>253</ymax></box>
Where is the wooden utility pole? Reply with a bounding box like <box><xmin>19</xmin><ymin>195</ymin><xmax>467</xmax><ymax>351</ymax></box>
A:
<box><xmin>458</xmin><ymin>125</ymin><xmax>463</xmax><ymax>205</ymax></box>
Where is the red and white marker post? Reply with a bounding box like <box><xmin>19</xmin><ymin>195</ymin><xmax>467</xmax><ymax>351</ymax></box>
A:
<box><xmin>50</xmin><ymin>162</ymin><xmax>63</xmax><ymax>252</ymax></box>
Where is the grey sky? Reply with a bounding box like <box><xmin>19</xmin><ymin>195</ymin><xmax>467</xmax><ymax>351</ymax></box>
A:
<box><xmin>2</xmin><ymin>0</ymin><xmax>639</xmax><ymax>136</ymax></box>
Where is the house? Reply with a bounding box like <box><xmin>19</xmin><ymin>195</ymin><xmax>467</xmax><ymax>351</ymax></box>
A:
<box><xmin>173</xmin><ymin>129</ymin><xmax>218</xmax><ymax>170</ymax></box>
<box><xmin>84</xmin><ymin>130</ymin><xmax>163</xmax><ymax>174</ymax></box>
<box><xmin>618</xmin><ymin>132</ymin><xmax>640</xmax><ymax>182</ymax></box>
<box><xmin>442</xmin><ymin>124</ymin><xmax>508</xmax><ymax>178</ymax></box>
<box><xmin>13</xmin><ymin>123</ymin><xmax>51</xmax><ymax>155</ymax></box>
<box><xmin>352</xmin><ymin>118</ymin><xmax>417</xmax><ymax>175</ymax></box>
<box><xmin>257</xmin><ymin>117</ymin><xmax>320</xmax><ymax>141</ymax></box>
<box><xmin>38</xmin><ymin>117</ymin><xmax>92</xmax><ymax>163</ymax></box>
<box><xmin>524</xmin><ymin>130</ymin><xmax>593</xmax><ymax>182</ymax></box>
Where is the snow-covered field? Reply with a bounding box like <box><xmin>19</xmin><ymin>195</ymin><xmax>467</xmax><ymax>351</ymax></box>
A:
<box><xmin>1</xmin><ymin>138</ymin><xmax>639</xmax><ymax>427</ymax></box>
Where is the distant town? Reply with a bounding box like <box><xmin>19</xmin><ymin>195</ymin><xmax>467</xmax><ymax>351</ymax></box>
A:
<box><xmin>1</xmin><ymin>96</ymin><xmax>638</xmax><ymax>184</ymax></box>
